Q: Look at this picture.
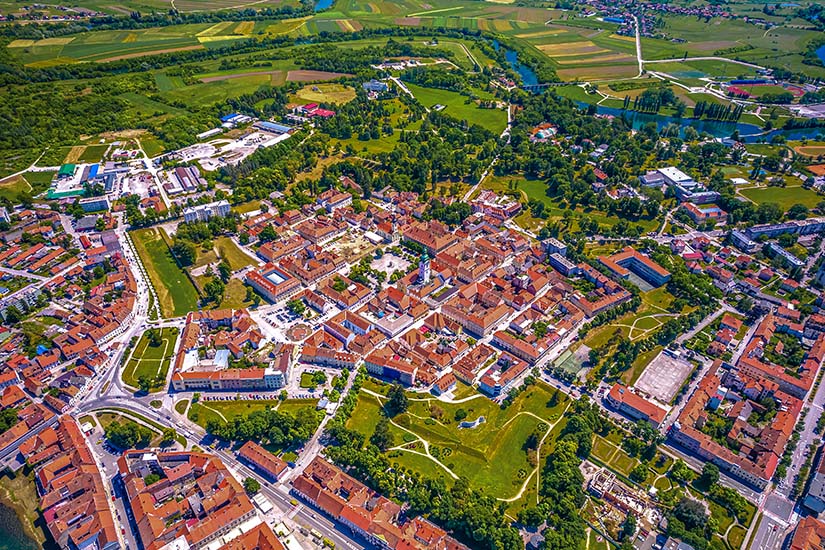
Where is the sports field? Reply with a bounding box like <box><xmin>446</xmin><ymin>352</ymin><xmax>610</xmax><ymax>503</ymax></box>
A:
<box><xmin>130</xmin><ymin>227</ymin><xmax>200</xmax><ymax>318</ymax></box>
<box><xmin>739</xmin><ymin>185</ymin><xmax>822</xmax><ymax>211</ymax></box>
<box><xmin>122</xmin><ymin>327</ymin><xmax>179</xmax><ymax>391</ymax></box>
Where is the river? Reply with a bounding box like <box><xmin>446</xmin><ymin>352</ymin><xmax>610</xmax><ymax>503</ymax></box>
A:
<box><xmin>577</xmin><ymin>102</ymin><xmax>825</xmax><ymax>142</ymax></box>
<box><xmin>491</xmin><ymin>40</ymin><xmax>540</xmax><ymax>87</ymax></box>
<box><xmin>492</xmin><ymin>39</ymin><xmax>823</xmax><ymax>141</ymax></box>
<box><xmin>314</xmin><ymin>0</ymin><xmax>333</xmax><ymax>11</ymax></box>
<box><xmin>0</xmin><ymin>503</ymin><xmax>39</xmax><ymax>550</ymax></box>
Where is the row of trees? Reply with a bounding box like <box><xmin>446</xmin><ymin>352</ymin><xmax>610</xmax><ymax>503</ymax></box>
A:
<box><xmin>205</xmin><ymin>406</ymin><xmax>321</xmax><ymax>447</ymax></box>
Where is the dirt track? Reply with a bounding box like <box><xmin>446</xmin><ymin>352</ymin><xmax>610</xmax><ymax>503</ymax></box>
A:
<box><xmin>200</xmin><ymin>70</ymin><xmax>284</xmax><ymax>82</ymax></box>
<box><xmin>286</xmin><ymin>70</ymin><xmax>352</xmax><ymax>82</ymax></box>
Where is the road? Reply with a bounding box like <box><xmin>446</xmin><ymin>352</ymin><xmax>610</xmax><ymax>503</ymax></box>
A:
<box><xmin>633</xmin><ymin>15</ymin><xmax>643</xmax><ymax>77</ymax></box>
<box><xmin>59</xmin><ymin>215</ymin><xmax>366</xmax><ymax>550</ymax></box>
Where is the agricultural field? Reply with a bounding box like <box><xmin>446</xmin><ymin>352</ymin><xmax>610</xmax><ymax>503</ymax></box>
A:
<box><xmin>122</xmin><ymin>327</ymin><xmax>180</xmax><ymax>391</ymax></box>
<box><xmin>130</xmin><ymin>227</ymin><xmax>200</xmax><ymax>318</ymax></box>
<box><xmin>0</xmin><ymin>0</ymin><xmax>301</xmax><ymax>17</ymax></box>
<box><xmin>346</xmin><ymin>381</ymin><xmax>570</xmax><ymax>508</ymax></box>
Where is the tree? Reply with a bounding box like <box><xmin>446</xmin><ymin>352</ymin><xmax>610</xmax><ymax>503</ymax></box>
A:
<box><xmin>105</xmin><ymin>421</ymin><xmax>152</xmax><ymax>449</ymax></box>
<box><xmin>673</xmin><ymin>497</ymin><xmax>708</xmax><ymax>531</ymax></box>
<box><xmin>205</xmin><ymin>278</ymin><xmax>225</xmax><ymax>303</ymax></box>
<box><xmin>172</xmin><ymin>240</ymin><xmax>196</xmax><ymax>267</ymax></box>
<box><xmin>243</xmin><ymin>477</ymin><xmax>261</xmax><ymax>494</ymax></box>
<box><xmin>370</xmin><ymin>416</ymin><xmax>394</xmax><ymax>451</ymax></box>
<box><xmin>699</xmin><ymin>463</ymin><xmax>720</xmax><ymax>488</ymax></box>
<box><xmin>787</xmin><ymin>203</ymin><xmax>810</xmax><ymax>220</ymax></box>
<box><xmin>137</xmin><ymin>375</ymin><xmax>154</xmax><ymax>393</ymax></box>
<box><xmin>218</xmin><ymin>260</ymin><xmax>232</xmax><ymax>283</ymax></box>
<box><xmin>630</xmin><ymin>463</ymin><xmax>649</xmax><ymax>483</ymax></box>
<box><xmin>286</xmin><ymin>298</ymin><xmax>306</xmax><ymax>316</ymax></box>
<box><xmin>144</xmin><ymin>473</ymin><xmax>162</xmax><ymax>485</ymax></box>
<box><xmin>147</xmin><ymin>328</ymin><xmax>162</xmax><ymax>347</ymax></box>
<box><xmin>621</xmin><ymin>513</ymin><xmax>637</xmax><ymax>541</ymax></box>
<box><xmin>670</xmin><ymin>459</ymin><xmax>696</xmax><ymax>485</ymax></box>
<box><xmin>3</xmin><ymin>306</ymin><xmax>22</xmax><ymax>325</ymax></box>
<box><xmin>161</xmin><ymin>428</ymin><xmax>177</xmax><ymax>447</ymax></box>
<box><xmin>385</xmin><ymin>384</ymin><xmax>408</xmax><ymax>417</ymax></box>
<box><xmin>258</xmin><ymin>224</ymin><xmax>278</xmax><ymax>243</ymax></box>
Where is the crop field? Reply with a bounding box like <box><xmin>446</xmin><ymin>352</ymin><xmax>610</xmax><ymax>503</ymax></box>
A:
<box><xmin>130</xmin><ymin>227</ymin><xmax>200</xmax><ymax>318</ymax></box>
<box><xmin>348</xmin><ymin>381</ymin><xmax>570</xmax><ymax>501</ymax></box>
<box><xmin>405</xmin><ymin>83</ymin><xmax>507</xmax><ymax>133</ymax></box>
<box><xmin>739</xmin><ymin>185</ymin><xmax>822</xmax><ymax>211</ymax></box>
<box><xmin>7</xmin><ymin>18</ymin><xmax>311</xmax><ymax>65</ymax></box>
<box><xmin>1</xmin><ymin>0</ymin><xmax>300</xmax><ymax>16</ymax></box>
<box><xmin>122</xmin><ymin>327</ymin><xmax>179</xmax><ymax>391</ymax></box>
<box><xmin>637</xmin><ymin>13</ymin><xmax>825</xmax><ymax>78</ymax></box>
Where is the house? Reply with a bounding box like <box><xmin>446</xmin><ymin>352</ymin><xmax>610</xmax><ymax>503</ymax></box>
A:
<box><xmin>238</xmin><ymin>440</ymin><xmax>289</xmax><ymax>480</ymax></box>
<box><xmin>292</xmin><ymin>457</ymin><xmax>470</xmax><ymax>550</ymax></box>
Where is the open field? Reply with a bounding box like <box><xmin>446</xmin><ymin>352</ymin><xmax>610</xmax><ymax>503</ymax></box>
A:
<box><xmin>739</xmin><ymin>185</ymin><xmax>822</xmax><ymax>211</ymax></box>
<box><xmin>0</xmin><ymin>175</ymin><xmax>33</xmax><ymax>202</ymax></box>
<box><xmin>122</xmin><ymin>327</ymin><xmax>179</xmax><ymax>391</ymax></box>
<box><xmin>405</xmin><ymin>82</ymin><xmax>507</xmax><ymax>133</ymax></box>
<box><xmin>130</xmin><ymin>227</ymin><xmax>200</xmax><ymax>317</ymax></box>
<box><xmin>292</xmin><ymin>83</ymin><xmax>357</xmax><ymax>105</ymax></box>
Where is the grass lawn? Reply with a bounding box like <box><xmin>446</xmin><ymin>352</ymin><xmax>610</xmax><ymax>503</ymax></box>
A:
<box><xmin>728</xmin><ymin>525</ymin><xmax>746</xmax><ymax>549</ymax></box>
<box><xmin>405</xmin><ymin>82</ymin><xmax>507</xmax><ymax>134</ymax></box>
<box><xmin>608</xmin><ymin>452</ymin><xmax>638</xmax><ymax>477</ymax></box>
<box><xmin>232</xmin><ymin>200</ymin><xmax>262</xmax><ymax>214</ymax></box>
<box><xmin>352</xmin><ymin>381</ymin><xmax>569</xmax><ymax>497</ymax></box>
<box><xmin>130</xmin><ymin>227</ymin><xmax>200</xmax><ymax>317</ymax></box>
<box><xmin>739</xmin><ymin>185</ymin><xmax>822</xmax><ymax>211</ymax></box>
<box><xmin>122</xmin><ymin>327</ymin><xmax>178</xmax><ymax>391</ymax></box>
<box><xmin>175</xmin><ymin>400</ymin><xmax>189</xmax><ymax>414</ymax></box>
<box><xmin>97</xmin><ymin>412</ymin><xmax>162</xmax><ymax>448</ymax></box>
<box><xmin>346</xmin><ymin>392</ymin><xmax>385</xmax><ymax>439</ymax></box>
<box><xmin>709</xmin><ymin>501</ymin><xmax>735</xmax><ymax>533</ymax></box>
<box><xmin>77</xmin><ymin>143</ymin><xmax>109</xmax><ymax>163</ymax></box>
<box><xmin>215</xmin><ymin>236</ymin><xmax>256</xmax><ymax>271</ymax></box>
<box><xmin>217</xmin><ymin>278</ymin><xmax>256</xmax><ymax>310</ymax></box>
<box><xmin>300</xmin><ymin>372</ymin><xmax>324</xmax><ymax>388</ymax></box>
<box><xmin>0</xmin><ymin>174</ymin><xmax>32</xmax><ymax>202</ymax></box>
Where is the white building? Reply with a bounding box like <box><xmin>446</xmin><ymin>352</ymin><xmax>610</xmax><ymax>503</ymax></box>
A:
<box><xmin>183</xmin><ymin>200</ymin><xmax>231</xmax><ymax>223</ymax></box>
